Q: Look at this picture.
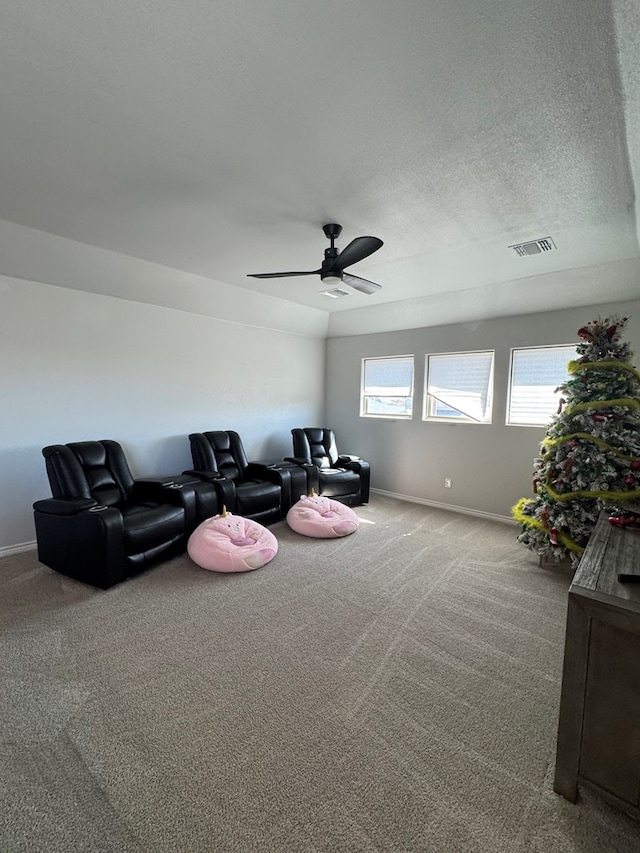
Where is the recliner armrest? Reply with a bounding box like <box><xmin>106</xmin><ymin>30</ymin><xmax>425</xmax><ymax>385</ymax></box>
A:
<box><xmin>211</xmin><ymin>477</ymin><xmax>237</xmax><ymax>513</ymax></box>
<box><xmin>245</xmin><ymin>462</ymin><xmax>284</xmax><ymax>481</ymax></box>
<box><xmin>337</xmin><ymin>458</ymin><xmax>370</xmax><ymax>504</ymax></box>
<box><xmin>132</xmin><ymin>479</ymin><xmax>186</xmax><ymax>501</ymax></box>
<box><xmin>245</xmin><ymin>463</ymin><xmax>292</xmax><ymax>514</ymax></box>
<box><xmin>34</xmin><ymin>499</ymin><xmax>127</xmax><ymax>589</ymax></box>
<box><xmin>338</xmin><ymin>454</ymin><xmax>361</xmax><ymax>463</ymax></box>
<box><xmin>182</xmin><ymin>469</ymin><xmax>224</xmax><ymax>482</ymax></box>
<box><xmin>284</xmin><ymin>457</ymin><xmax>310</xmax><ymax>466</ymax></box>
<box><xmin>33</xmin><ymin>497</ymin><xmax>98</xmax><ymax>515</ymax></box>
<box><xmin>132</xmin><ymin>479</ymin><xmax>197</xmax><ymax>531</ymax></box>
<box><xmin>136</xmin><ymin>475</ymin><xmax>180</xmax><ymax>487</ymax></box>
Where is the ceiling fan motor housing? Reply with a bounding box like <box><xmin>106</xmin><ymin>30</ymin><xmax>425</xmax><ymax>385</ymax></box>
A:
<box><xmin>322</xmin><ymin>223</ymin><xmax>342</xmax><ymax>240</ymax></box>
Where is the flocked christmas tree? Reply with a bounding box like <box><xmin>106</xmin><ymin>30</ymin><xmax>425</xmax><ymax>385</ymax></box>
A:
<box><xmin>513</xmin><ymin>314</ymin><xmax>640</xmax><ymax>564</ymax></box>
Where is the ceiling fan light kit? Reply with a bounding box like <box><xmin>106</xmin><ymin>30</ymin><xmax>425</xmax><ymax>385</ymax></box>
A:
<box><xmin>321</xmin><ymin>272</ymin><xmax>343</xmax><ymax>286</ymax></box>
<box><xmin>319</xmin><ymin>288</ymin><xmax>350</xmax><ymax>299</ymax></box>
<box><xmin>248</xmin><ymin>223</ymin><xmax>384</xmax><ymax>296</ymax></box>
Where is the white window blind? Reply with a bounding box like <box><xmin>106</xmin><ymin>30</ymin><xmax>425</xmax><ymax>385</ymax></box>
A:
<box><xmin>507</xmin><ymin>344</ymin><xmax>578</xmax><ymax>426</ymax></box>
<box><xmin>424</xmin><ymin>351</ymin><xmax>494</xmax><ymax>423</ymax></box>
<box><xmin>361</xmin><ymin>356</ymin><xmax>414</xmax><ymax>418</ymax></box>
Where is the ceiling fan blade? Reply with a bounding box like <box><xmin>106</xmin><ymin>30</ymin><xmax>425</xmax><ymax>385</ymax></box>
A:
<box><xmin>247</xmin><ymin>270</ymin><xmax>321</xmax><ymax>279</ymax></box>
<box><xmin>331</xmin><ymin>236</ymin><xmax>383</xmax><ymax>271</ymax></box>
<box><xmin>342</xmin><ymin>273</ymin><xmax>383</xmax><ymax>295</ymax></box>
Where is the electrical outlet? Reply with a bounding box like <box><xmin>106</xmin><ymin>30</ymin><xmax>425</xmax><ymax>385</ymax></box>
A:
<box><xmin>444</xmin><ymin>478</ymin><xmax>452</xmax><ymax>488</ymax></box>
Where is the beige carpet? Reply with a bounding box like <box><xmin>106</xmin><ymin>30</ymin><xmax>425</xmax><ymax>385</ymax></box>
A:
<box><xmin>1</xmin><ymin>495</ymin><xmax>639</xmax><ymax>852</ymax></box>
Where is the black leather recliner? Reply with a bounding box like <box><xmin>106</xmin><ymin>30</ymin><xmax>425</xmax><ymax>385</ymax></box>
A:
<box><xmin>186</xmin><ymin>431</ymin><xmax>291</xmax><ymax>523</ymax></box>
<box><xmin>33</xmin><ymin>440</ymin><xmax>219</xmax><ymax>589</ymax></box>
<box><xmin>287</xmin><ymin>428</ymin><xmax>370</xmax><ymax>506</ymax></box>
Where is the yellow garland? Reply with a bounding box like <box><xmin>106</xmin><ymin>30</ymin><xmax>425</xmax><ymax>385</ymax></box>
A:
<box><xmin>567</xmin><ymin>359</ymin><xmax>640</xmax><ymax>383</ymax></box>
<box><xmin>512</xmin><ymin>498</ymin><xmax>542</xmax><ymax>528</ymax></box>
<box><xmin>543</xmin><ymin>484</ymin><xmax>640</xmax><ymax>503</ymax></box>
<box><xmin>553</xmin><ymin>531</ymin><xmax>584</xmax><ymax>555</ymax></box>
<box><xmin>511</xmin><ymin>498</ymin><xmax>584</xmax><ymax>555</ymax></box>
<box><xmin>541</xmin><ymin>432</ymin><xmax>639</xmax><ymax>462</ymax></box>
<box><xmin>564</xmin><ymin>398</ymin><xmax>640</xmax><ymax>416</ymax></box>
<box><xmin>512</xmin><ymin>498</ymin><xmax>546</xmax><ymax>531</ymax></box>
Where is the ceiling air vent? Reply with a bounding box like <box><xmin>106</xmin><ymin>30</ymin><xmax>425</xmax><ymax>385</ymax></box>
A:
<box><xmin>510</xmin><ymin>237</ymin><xmax>556</xmax><ymax>257</ymax></box>
<box><xmin>320</xmin><ymin>287</ymin><xmax>351</xmax><ymax>299</ymax></box>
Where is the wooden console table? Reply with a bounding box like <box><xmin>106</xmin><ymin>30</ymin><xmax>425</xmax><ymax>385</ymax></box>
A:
<box><xmin>554</xmin><ymin>512</ymin><xmax>640</xmax><ymax>818</ymax></box>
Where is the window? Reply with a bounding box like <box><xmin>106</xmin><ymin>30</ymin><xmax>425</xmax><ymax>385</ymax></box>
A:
<box><xmin>507</xmin><ymin>344</ymin><xmax>579</xmax><ymax>426</ymax></box>
<box><xmin>424</xmin><ymin>351</ymin><xmax>494</xmax><ymax>423</ymax></box>
<box><xmin>361</xmin><ymin>356</ymin><xmax>414</xmax><ymax>418</ymax></box>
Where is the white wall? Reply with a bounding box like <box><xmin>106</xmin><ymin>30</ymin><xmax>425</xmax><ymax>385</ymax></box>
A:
<box><xmin>1</xmin><ymin>276</ymin><xmax>325</xmax><ymax>551</ymax></box>
<box><xmin>326</xmin><ymin>298</ymin><xmax>640</xmax><ymax>521</ymax></box>
<box><xmin>0</xmin><ymin>219</ymin><xmax>329</xmax><ymax>339</ymax></box>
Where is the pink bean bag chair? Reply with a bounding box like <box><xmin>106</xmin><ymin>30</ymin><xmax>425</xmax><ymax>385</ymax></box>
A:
<box><xmin>286</xmin><ymin>492</ymin><xmax>359</xmax><ymax>538</ymax></box>
<box><xmin>187</xmin><ymin>508</ymin><xmax>278</xmax><ymax>573</ymax></box>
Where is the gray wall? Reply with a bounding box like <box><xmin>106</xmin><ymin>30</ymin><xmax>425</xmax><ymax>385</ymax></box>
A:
<box><xmin>326</xmin><ymin>299</ymin><xmax>640</xmax><ymax>521</ymax></box>
<box><xmin>1</xmin><ymin>276</ymin><xmax>325</xmax><ymax>551</ymax></box>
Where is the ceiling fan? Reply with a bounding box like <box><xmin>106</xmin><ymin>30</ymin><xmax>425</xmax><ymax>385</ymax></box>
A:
<box><xmin>247</xmin><ymin>223</ymin><xmax>383</xmax><ymax>294</ymax></box>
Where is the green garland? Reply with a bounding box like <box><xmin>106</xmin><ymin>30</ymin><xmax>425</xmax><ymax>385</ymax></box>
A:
<box><xmin>542</xmin><ymin>432</ymin><xmax>640</xmax><ymax>462</ymax></box>
<box><xmin>512</xmin><ymin>497</ymin><xmax>584</xmax><ymax>555</ymax></box>
<box><xmin>543</xmin><ymin>484</ymin><xmax>640</xmax><ymax>503</ymax></box>
<box><xmin>564</xmin><ymin>398</ymin><xmax>640</xmax><ymax>415</ymax></box>
<box><xmin>567</xmin><ymin>359</ymin><xmax>640</xmax><ymax>383</ymax></box>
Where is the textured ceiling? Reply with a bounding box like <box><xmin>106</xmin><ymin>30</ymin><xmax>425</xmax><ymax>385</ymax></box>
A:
<box><xmin>1</xmin><ymin>0</ymin><xmax>639</xmax><ymax>331</ymax></box>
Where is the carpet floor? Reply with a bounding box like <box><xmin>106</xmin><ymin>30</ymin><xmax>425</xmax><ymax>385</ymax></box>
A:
<box><xmin>1</xmin><ymin>495</ymin><xmax>639</xmax><ymax>852</ymax></box>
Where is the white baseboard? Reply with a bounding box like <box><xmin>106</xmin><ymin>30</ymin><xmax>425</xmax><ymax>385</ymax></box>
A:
<box><xmin>0</xmin><ymin>540</ymin><xmax>37</xmax><ymax>558</ymax></box>
<box><xmin>370</xmin><ymin>488</ymin><xmax>516</xmax><ymax>525</ymax></box>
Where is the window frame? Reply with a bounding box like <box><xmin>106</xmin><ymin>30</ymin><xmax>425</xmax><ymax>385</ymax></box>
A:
<box><xmin>506</xmin><ymin>342</ymin><xmax>579</xmax><ymax>427</ymax></box>
<box><xmin>423</xmin><ymin>349</ymin><xmax>495</xmax><ymax>425</ymax></box>
<box><xmin>360</xmin><ymin>355</ymin><xmax>415</xmax><ymax>420</ymax></box>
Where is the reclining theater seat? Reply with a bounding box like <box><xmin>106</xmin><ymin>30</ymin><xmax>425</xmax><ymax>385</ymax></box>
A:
<box><xmin>33</xmin><ymin>440</ymin><xmax>217</xmax><ymax>589</ymax></box>
<box><xmin>187</xmin><ymin>431</ymin><xmax>291</xmax><ymax>524</ymax></box>
<box><xmin>287</xmin><ymin>428</ymin><xmax>370</xmax><ymax>506</ymax></box>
